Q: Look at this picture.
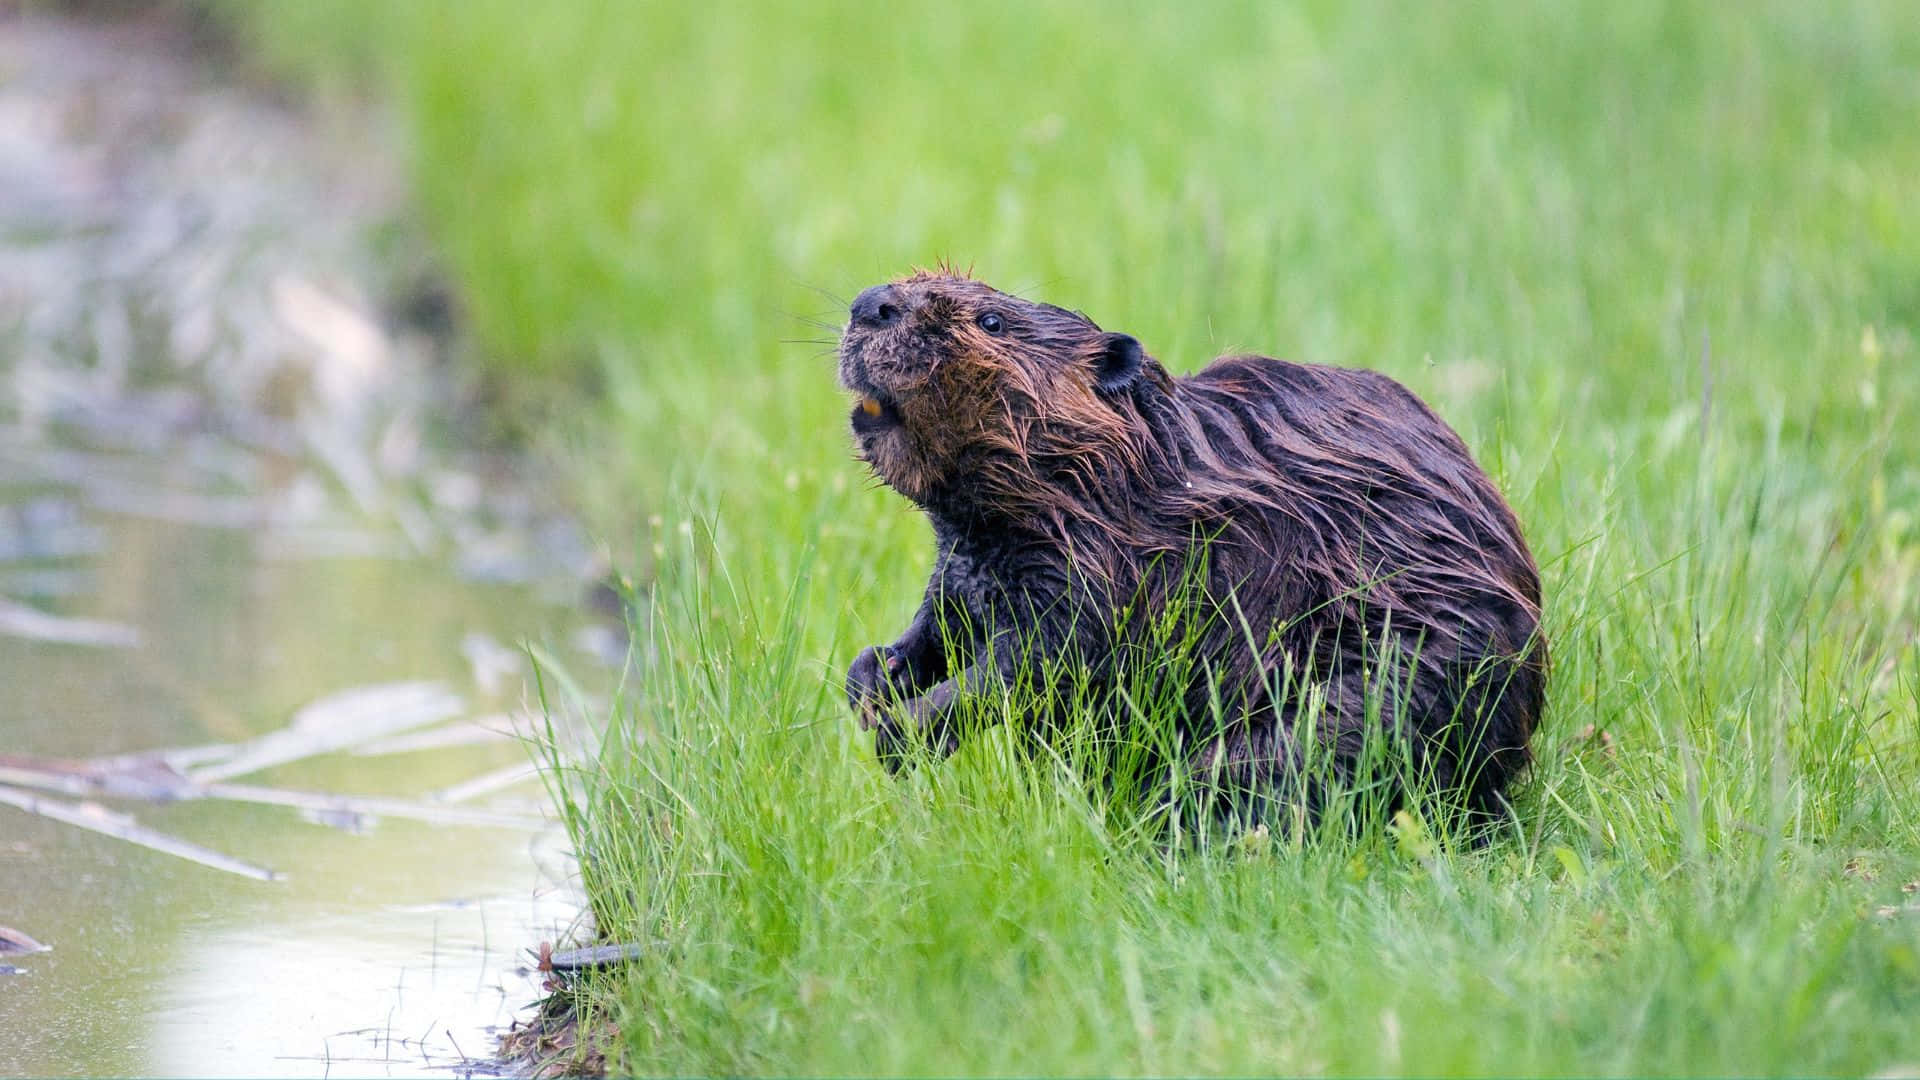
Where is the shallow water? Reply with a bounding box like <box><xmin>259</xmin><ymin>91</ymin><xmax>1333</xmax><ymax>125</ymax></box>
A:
<box><xmin>0</xmin><ymin>13</ymin><xmax>602</xmax><ymax>1076</ymax></box>
<box><xmin>0</xmin><ymin>505</ymin><xmax>583</xmax><ymax>1077</ymax></box>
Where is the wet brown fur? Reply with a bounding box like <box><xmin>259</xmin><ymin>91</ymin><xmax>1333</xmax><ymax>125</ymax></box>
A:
<box><xmin>841</xmin><ymin>270</ymin><xmax>1546</xmax><ymax>825</ymax></box>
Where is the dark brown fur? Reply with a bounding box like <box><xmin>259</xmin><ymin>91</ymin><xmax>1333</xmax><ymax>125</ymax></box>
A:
<box><xmin>840</xmin><ymin>270</ymin><xmax>1546</xmax><ymax>825</ymax></box>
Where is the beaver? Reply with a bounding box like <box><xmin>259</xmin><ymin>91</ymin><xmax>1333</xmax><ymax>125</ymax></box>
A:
<box><xmin>840</xmin><ymin>269</ymin><xmax>1545</xmax><ymax>828</ymax></box>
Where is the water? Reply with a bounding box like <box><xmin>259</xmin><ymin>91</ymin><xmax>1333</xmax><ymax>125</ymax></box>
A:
<box><xmin>0</xmin><ymin>13</ymin><xmax>604</xmax><ymax>1076</ymax></box>
<box><xmin>0</xmin><ymin>500</ymin><xmax>587</xmax><ymax>1076</ymax></box>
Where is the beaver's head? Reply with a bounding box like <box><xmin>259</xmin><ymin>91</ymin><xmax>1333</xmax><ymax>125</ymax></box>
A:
<box><xmin>838</xmin><ymin>271</ymin><xmax>1157</xmax><ymax>515</ymax></box>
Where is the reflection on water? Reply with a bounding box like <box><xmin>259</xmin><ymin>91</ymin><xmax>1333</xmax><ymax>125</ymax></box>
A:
<box><xmin>6</xmin><ymin>794</ymin><xmax>576</xmax><ymax>1077</ymax></box>
<box><xmin>152</xmin><ymin>900</ymin><xmax>566</xmax><ymax>1076</ymax></box>
<box><xmin>0</xmin><ymin>11</ymin><xmax>604</xmax><ymax>1077</ymax></box>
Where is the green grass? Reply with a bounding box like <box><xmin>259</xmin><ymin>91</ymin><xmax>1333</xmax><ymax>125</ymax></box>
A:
<box><xmin>241</xmin><ymin>0</ymin><xmax>1920</xmax><ymax>1073</ymax></box>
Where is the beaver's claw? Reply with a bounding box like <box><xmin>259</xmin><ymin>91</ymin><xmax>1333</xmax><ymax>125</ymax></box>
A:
<box><xmin>873</xmin><ymin>714</ymin><xmax>911</xmax><ymax>774</ymax></box>
<box><xmin>871</xmin><ymin>697</ymin><xmax>955</xmax><ymax>775</ymax></box>
<box><xmin>846</xmin><ymin>644</ymin><xmax>909</xmax><ymax>730</ymax></box>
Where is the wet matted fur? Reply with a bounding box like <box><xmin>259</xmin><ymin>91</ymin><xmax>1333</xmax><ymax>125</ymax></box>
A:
<box><xmin>840</xmin><ymin>270</ymin><xmax>1546</xmax><ymax>827</ymax></box>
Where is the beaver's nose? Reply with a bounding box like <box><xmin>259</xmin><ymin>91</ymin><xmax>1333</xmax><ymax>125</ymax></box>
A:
<box><xmin>849</xmin><ymin>284</ymin><xmax>904</xmax><ymax>329</ymax></box>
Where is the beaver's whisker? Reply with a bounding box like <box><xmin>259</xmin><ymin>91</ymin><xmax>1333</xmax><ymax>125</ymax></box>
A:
<box><xmin>781</xmin><ymin>311</ymin><xmax>846</xmax><ymax>336</ymax></box>
<box><xmin>794</xmin><ymin>281</ymin><xmax>851</xmax><ymax>309</ymax></box>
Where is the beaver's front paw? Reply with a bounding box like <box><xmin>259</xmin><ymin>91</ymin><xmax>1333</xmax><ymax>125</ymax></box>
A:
<box><xmin>871</xmin><ymin>696</ymin><xmax>957</xmax><ymax>775</ymax></box>
<box><xmin>846</xmin><ymin>645</ymin><xmax>909</xmax><ymax>729</ymax></box>
<box><xmin>874</xmin><ymin>713</ymin><xmax>912</xmax><ymax>774</ymax></box>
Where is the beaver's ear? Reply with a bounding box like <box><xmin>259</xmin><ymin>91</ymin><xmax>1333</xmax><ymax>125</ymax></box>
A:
<box><xmin>1095</xmin><ymin>333</ymin><xmax>1144</xmax><ymax>394</ymax></box>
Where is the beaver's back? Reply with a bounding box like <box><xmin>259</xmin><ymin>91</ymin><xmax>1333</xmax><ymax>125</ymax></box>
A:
<box><xmin>1154</xmin><ymin>355</ymin><xmax>1546</xmax><ymax>815</ymax></box>
<box><xmin>1176</xmin><ymin>355</ymin><xmax>1539</xmax><ymax>612</ymax></box>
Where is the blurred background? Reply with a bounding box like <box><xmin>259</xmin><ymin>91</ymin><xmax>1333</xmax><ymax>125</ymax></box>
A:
<box><xmin>2</xmin><ymin>0</ymin><xmax>1916</xmax><ymax>1074</ymax></box>
<box><xmin>242</xmin><ymin>0</ymin><xmax>1918</xmax><ymax>481</ymax></box>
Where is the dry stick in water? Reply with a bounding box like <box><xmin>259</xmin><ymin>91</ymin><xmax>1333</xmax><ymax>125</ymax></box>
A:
<box><xmin>198</xmin><ymin>782</ymin><xmax>547</xmax><ymax>829</ymax></box>
<box><xmin>430</xmin><ymin>761</ymin><xmax>542</xmax><ymax>805</ymax></box>
<box><xmin>0</xmin><ymin>783</ymin><xmax>279</xmax><ymax>881</ymax></box>
<box><xmin>0</xmin><ymin>754</ymin><xmax>547</xmax><ymax>830</ymax></box>
<box><xmin>0</xmin><ymin>598</ymin><xmax>140</xmax><ymax>648</ymax></box>
<box><xmin>0</xmin><ymin>756</ymin><xmax>198</xmax><ymax>802</ymax></box>
<box><xmin>0</xmin><ymin>925</ymin><xmax>52</xmax><ymax>955</ymax></box>
<box><xmin>189</xmin><ymin>680</ymin><xmax>465</xmax><ymax>783</ymax></box>
<box><xmin>0</xmin><ymin>677</ymin><xmax>547</xmax><ymax>878</ymax></box>
<box><xmin>351</xmin><ymin>716</ymin><xmax>524</xmax><ymax>757</ymax></box>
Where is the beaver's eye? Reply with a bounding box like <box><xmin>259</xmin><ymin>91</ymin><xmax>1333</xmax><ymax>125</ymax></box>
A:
<box><xmin>976</xmin><ymin>312</ymin><xmax>1005</xmax><ymax>335</ymax></box>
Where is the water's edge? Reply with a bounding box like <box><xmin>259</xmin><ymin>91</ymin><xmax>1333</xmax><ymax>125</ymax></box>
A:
<box><xmin>0</xmin><ymin>11</ymin><xmax>605</xmax><ymax>1076</ymax></box>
